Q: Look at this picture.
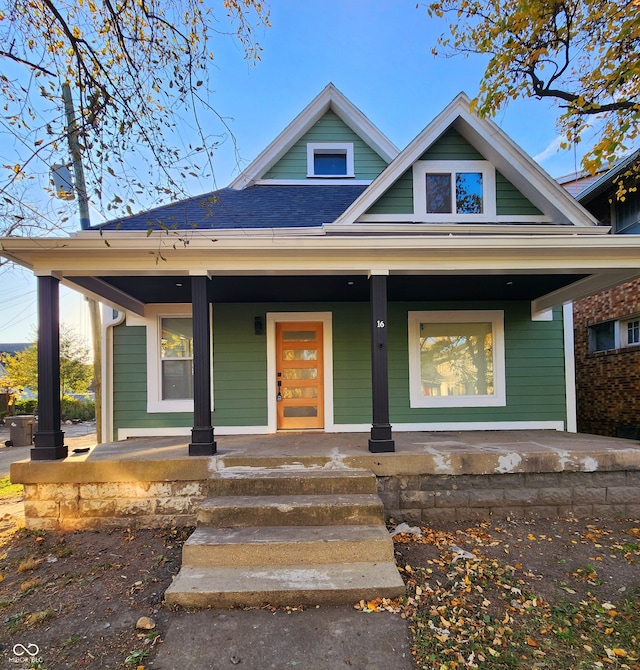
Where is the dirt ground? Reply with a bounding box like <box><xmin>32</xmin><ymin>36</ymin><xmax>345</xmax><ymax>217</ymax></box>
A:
<box><xmin>1</xmin><ymin>427</ymin><xmax>639</xmax><ymax>669</ymax></box>
<box><xmin>1</xmin><ymin>498</ymin><xmax>639</xmax><ymax>669</ymax></box>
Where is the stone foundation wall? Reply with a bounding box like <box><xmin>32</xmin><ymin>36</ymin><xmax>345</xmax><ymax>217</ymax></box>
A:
<box><xmin>20</xmin><ymin>470</ymin><xmax>640</xmax><ymax>530</ymax></box>
<box><xmin>22</xmin><ymin>480</ymin><xmax>208</xmax><ymax>531</ymax></box>
<box><xmin>377</xmin><ymin>470</ymin><xmax>640</xmax><ymax>524</ymax></box>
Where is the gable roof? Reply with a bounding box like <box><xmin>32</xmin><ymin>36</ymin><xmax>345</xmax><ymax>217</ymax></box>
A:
<box><xmin>228</xmin><ymin>83</ymin><xmax>399</xmax><ymax>190</ymax></box>
<box><xmin>577</xmin><ymin>149</ymin><xmax>640</xmax><ymax>205</ymax></box>
<box><xmin>94</xmin><ymin>185</ymin><xmax>368</xmax><ymax>232</ymax></box>
<box><xmin>333</xmin><ymin>92</ymin><xmax>599</xmax><ymax>227</ymax></box>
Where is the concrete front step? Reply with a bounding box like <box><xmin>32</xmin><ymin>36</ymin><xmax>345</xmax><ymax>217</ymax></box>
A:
<box><xmin>182</xmin><ymin>524</ymin><xmax>395</xmax><ymax>567</ymax></box>
<box><xmin>197</xmin><ymin>493</ymin><xmax>384</xmax><ymax>527</ymax></box>
<box><xmin>208</xmin><ymin>467</ymin><xmax>377</xmax><ymax>496</ymax></box>
<box><xmin>164</xmin><ymin>562</ymin><xmax>405</xmax><ymax>608</ymax></box>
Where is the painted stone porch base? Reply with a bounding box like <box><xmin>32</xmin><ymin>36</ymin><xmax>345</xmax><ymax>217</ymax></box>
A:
<box><xmin>378</xmin><ymin>470</ymin><xmax>640</xmax><ymax>525</ymax></box>
<box><xmin>21</xmin><ymin>480</ymin><xmax>207</xmax><ymax>531</ymax></box>
<box><xmin>16</xmin><ymin>471</ymin><xmax>640</xmax><ymax>531</ymax></box>
<box><xmin>12</xmin><ymin>431</ymin><xmax>640</xmax><ymax>530</ymax></box>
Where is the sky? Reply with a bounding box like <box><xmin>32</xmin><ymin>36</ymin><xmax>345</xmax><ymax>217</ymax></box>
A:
<box><xmin>0</xmin><ymin>0</ymin><xmax>595</xmax><ymax>346</ymax></box>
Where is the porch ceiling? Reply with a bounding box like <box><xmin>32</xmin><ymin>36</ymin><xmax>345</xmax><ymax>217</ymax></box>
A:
<box><xmin>66</xmin><ymin>273</ymin><xmax>589</xmax><ymax>305</ymax></box>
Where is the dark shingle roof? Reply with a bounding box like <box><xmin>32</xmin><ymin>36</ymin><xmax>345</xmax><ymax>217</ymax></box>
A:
<box><xmin>94</xmin><ymin>185</ymin><xmax>368</xmax><ymax>232</ymax></box>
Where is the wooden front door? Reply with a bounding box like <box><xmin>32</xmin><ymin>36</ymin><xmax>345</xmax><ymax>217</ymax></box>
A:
<box><xmin>276</xmin><ymin>322</ymin><xmax>324</xmax><ymax>430</ymax></box>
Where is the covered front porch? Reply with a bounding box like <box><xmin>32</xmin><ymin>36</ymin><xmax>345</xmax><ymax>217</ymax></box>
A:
<box><xmin>11</xmin><ymin>429</ymin><xmax>640</xmax><ymax>530</ymax></box>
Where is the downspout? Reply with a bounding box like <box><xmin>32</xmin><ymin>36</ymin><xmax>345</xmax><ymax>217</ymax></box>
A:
<box><xmin>101</xmin><ymin>306</ymin><xmax>125</xmax><ymax>443</ymax></box>
<box><xmin>563</xmin><ymin>303</ymin><xmax>577</xmax><ymax>432</ymax></box>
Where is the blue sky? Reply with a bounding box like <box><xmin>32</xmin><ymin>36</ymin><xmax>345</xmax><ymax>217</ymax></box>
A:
<box><xmin>1</xmin><ymin>0</ymin><xmax>590</xmax><ymax>345</ymax></box>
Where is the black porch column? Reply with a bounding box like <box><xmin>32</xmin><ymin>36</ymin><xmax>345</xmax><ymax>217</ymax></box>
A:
<box><xmin>368</xmin><ymin>273</ymin><xmax>395</xmax><ymax>453</ymax></box>
<box><xmin>189</xmin><ymin>274</ymin><xmax>216</xmax><ymax>456</ymax></box>
<box><xmin>32</xmin><ymin>275</ymin><xmax>68</xmax><ymax>460</ymax></box>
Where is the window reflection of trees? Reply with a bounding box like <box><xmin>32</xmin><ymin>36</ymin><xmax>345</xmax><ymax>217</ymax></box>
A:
<box><xmin>455</xmin><ymin>173</ymin><xmax>483</xmax><ymax>213</ymax></box>
<box><xmin>419</xmin><ymin>325</ymin><xmax>493</xmax><ymax>397</ymax></box>
<box><xmin>425</xmin><ymin>172</ymin><xmax>483</xmax><ymax>214</ymax></box>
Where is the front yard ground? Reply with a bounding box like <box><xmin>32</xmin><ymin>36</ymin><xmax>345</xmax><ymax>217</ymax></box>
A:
<box><xmin>1</xmin><ymin>475</ymin><xmax>638</xmax><ymax>669</ymax></box>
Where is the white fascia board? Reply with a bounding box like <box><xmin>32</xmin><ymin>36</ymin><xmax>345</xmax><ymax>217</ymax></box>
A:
<box><xmin>450</xmin><ymin>113</ymin><xmax>599</xmax><ymax>227</ymax></box>
<box><xmin>255</xmin><ymin>179</ymin><xmax>373</xmax><ymax>186</ymax></box>
<box><xmin>323</xmin><ymin>223</ymin><xmax>609</xmax><ymax>235</ymax></box>
<box><xmin>532</xmin><ymin>270</ymin><xmax>640</xmax><ymax>312</ymax></box>
<box><xmin>228</xmin><ymin>83</ymin><xmax>398</xmax><ymax>190</ymax></box>
<box><xmin>334</xmin><ymin>92</ymin><xmax>599</xmax><ymax>228</ymax></box>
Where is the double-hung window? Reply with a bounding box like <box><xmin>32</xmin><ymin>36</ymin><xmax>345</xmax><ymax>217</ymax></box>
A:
<box><xmin>408</xmin><ymin>310</ymin><xmax>506</xmax><ymax>408</ymax></box>
<box><xmin>142</xmin><ymin>306</ymin><xmax>202</xmax><ymax>413</ymax></box>
<box><xmin>160</xmin><ymin>317</ymin><xmax>194</xmax><ymax>400</ymax></box>
<box><xmin>413</xmin><ymin>160</ymin><xmax>496</xmax><ymax>222</ymax></box>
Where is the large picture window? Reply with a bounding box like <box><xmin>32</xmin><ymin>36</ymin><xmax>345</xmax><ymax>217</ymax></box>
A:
<box><xmin>408</xmin><ymin>310</ymin><xmax>506</xmax><ymax>407</ymax></box>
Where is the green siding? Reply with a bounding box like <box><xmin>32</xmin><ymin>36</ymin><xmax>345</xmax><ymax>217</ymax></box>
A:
<box><xmin>112</xmin><ymin>301</ymin><xmax>566</xmax><ymax>432</ymax></box>
<box><xmin>420</xmin><ymin>128</ymin><xmax>484</xmax><ymax>161</ymax></box>
<box><xmin>385</xmin><ymin>302</ymin><xmax>566</xmax><ymax>425</ymax></box>
<box><xmin>264</xmin><ymin>111</ymin><xmax>388</xmax><ymax>180</ymax></box>
<box><xmin>212</xmin><ymin>304</ymin><xmax>268</xmax><ymax>426</ymax></box>
<box><xmin>366</xmin><ymin>129</ymin><xmax>540</xmax><ymax>218</ymax></box>
<box><xmin>366</xmin><ymin>169</ymin><xmax>413</xmax><ymax>215</ymax></box>
<box><xmin>496</xmin><ymin>171</ymin><xmax>542</xmax><ymax>215</ymax></box>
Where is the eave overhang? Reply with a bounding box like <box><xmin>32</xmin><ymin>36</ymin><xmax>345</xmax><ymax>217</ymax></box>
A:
<box><xmin>1</xmin><ymin>230</ymin><xmax>637</xmax><ymax>279</ymax></box>
<box><xmin>334</xmin><ymin>93</ymin><xmax>600</xmax><ymax>228</ymax></box>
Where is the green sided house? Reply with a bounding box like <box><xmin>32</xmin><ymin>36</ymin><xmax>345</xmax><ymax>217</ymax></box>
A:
<box><xmin>2</xmin><ymin>83</ymin><xmax>640</xmax><ymax>459</ymax></box>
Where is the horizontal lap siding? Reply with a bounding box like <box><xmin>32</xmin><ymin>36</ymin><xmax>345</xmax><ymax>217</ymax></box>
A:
<box><xmin>264</xmin><ymin>111</ymin><xmax>388</xmax><ymax>180</ymax></box>
<box><xmin>496</xmin><ymin>172</ymin><xmax>541</xmax><ymax>215</ymax></box>
<box><xmin>112</xmin><ymin>325</ymin><xmax>192</xmax><ymax>432</ymax></box>
<box><xmin>420</xmin><ymin>128</ymin><xmax>484</xmax><ymax>160</ymax></box>
<box><xmin>112</xmin><ymin>301</ymin><xmax>566</xmax><ymax>432</ymax></box>
<box><xmin>385</xmin><ymin>302</ymin><xmax>566</xmax><ymax>425</ymax></box>
<box><xmin>366</xmin><ymin>130</ymin><xmax>540</xmax><ymax>217</ymax></box>
<box><xmin>366</xmin><ymin>169</ymin><xmax>413</xmax><ymax>214</ymax></box>
<box><xmin>212</xmin><ymin>304</ymin><xmax>267</xmax><ymax>426</ymax></box>
<box><xmin>332</xmin><ymin>304</ymin><xmax>371</xmax><ymax>423</ymax></box>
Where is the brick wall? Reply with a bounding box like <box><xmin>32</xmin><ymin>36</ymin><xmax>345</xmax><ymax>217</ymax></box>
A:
<box><xmin>573</xmin><ymin>278</ymin><xmax>640</xmax><ymax>437</ymax></box>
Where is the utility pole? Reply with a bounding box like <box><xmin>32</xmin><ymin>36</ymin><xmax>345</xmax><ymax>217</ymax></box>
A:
<box><xmin>62</xmin><ymin>82</ymin><xmax>102</xmax><ymax>443</ymax></box>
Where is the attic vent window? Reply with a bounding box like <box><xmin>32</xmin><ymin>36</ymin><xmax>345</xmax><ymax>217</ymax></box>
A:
<box><xmin>307</xmin><ymin>142</ymin><xmax>354</xmax><ymax>178</ymax></box>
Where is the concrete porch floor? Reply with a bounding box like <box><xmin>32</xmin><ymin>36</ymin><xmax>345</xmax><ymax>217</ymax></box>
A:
<box><xmin>11</xmin><ymin>429</ymin><xmax>640</xmax><ymax>481</ymax></box>
<box><xmin>7</xmin><ymin>429</ymin><xmax>640</xmax><ymax>529</ymax></box>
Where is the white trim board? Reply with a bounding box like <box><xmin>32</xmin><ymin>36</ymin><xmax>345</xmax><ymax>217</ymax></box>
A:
<box><xmin>117</xmin><ymin>420</ymin><xmax>565</xmax><ymax>440</ymax></box>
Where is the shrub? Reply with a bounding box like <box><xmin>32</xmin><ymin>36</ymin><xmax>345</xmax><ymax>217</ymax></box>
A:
<box><xmin>13</xmin><ymin>396</ymin><xmax>95</xmax><ymax>422</ymax></box>
<box><xmin>14</xmin><ymin>398</ymin><xmax>37</xmax><ymax>415</ymax></box>
<box><xmin>61</xmin><ymin>396</ymin><xmax>95</xmax><ymax>422</ymax></box>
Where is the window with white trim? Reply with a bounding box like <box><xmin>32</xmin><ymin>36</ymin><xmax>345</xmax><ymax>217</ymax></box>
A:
<box><xmin>160</xmin><ymin>317</ymin><xmax>193</xmax><ymax>400</ymax></box>
<box><xmin>307</xmin><ymin>142</ymin><xmax>354</xmax><ymax>178</ymax></box>
<box><xmin>589</xmin><ymin>316</ymin><xmax>640</xmax><ymax>352</ymax></box>
<box><xmin>142</xmin><ymin>305</ymin><xmax>209</xmax><ymax>413</ymax></box>
<box><xmin>412</xmin><ymin>160</ymin><xmax>496</xmax><ymax>221</ymax></box>
<box><xmin>408</xmin><ymin>310</ymin><xmax>506</xmax><ymax>408</ymax></box>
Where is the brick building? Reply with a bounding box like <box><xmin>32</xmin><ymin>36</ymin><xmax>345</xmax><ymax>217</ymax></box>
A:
<box><xmin>570</xmin><ymin>152</ymin><xmax>640</xmax><ymax>438</ymax></box>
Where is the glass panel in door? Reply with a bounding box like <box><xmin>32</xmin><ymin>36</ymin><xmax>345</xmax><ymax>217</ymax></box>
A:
<box><xmin>276</xmin><ymin>322</ymin><xmax>324</xmax><ymax>429</ymax></box>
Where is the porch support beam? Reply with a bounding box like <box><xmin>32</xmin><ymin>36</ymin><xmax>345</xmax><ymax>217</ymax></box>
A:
<box><xmin>189</xmin><ymin>274</ymin><xmax>216</xmax><ymax>456</ymax></box>
<box><xmin>32</xmin><ymin>275</ymin><xmax>68</xmax><ymax>460</ymax></box>
<box><xmin>368</xmin><ymin>272</ymin><xmax>395</xmax><ymax>453</ymax></box>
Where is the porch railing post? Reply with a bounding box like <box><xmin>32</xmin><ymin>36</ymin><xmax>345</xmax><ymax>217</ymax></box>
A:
<box><xmin>368</xmin><ymin>273</ymin><xmax>395</xmax><ymax>453</ymax></box>
<box><xmin>31</xmin><ymin>274</ymin><xmax>68</xmax><ymax>460</ymax></box>
<box><xmin>189</xmin><ymin>274</ymin><xmax>216</xmax><ymax>456</ymax></box>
